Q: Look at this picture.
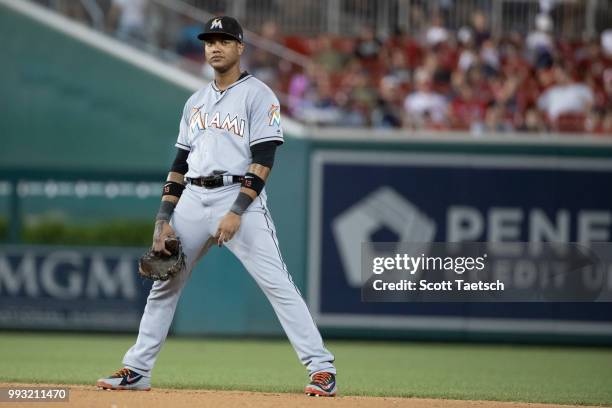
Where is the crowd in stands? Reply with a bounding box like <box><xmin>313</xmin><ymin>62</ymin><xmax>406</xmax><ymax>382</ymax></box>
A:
<box><xmin>270</xmin><ymin>12</ymin><xmax>612</xmax><ymax>134</ymax></box>
<box><xmin>45</xmin><ymin>0</ymin><xmax>612</xmax><ymax>134</ymax></box>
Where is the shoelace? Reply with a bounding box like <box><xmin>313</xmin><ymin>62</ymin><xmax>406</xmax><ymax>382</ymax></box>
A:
<box><xmin>112</xmin><ymin>368</ymin><xmax>132</xmax><ymax>378</ymax></box>
<box><xmin>311</xmin><ymin>372</ymin><xmax>333</xmax><ymax>386</ymax></box>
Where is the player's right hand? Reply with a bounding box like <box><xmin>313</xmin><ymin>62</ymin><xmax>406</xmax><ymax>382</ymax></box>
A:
<box><xmin>152</xmin><ymin>220</ymin><xmax>176</xmax><ymax>256</ymax></box>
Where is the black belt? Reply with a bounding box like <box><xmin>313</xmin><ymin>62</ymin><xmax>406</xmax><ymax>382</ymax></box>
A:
<box><xmin>187</xmin><ymin>175</ymin><xmax>244</xmax><ymax>189</ymax></box>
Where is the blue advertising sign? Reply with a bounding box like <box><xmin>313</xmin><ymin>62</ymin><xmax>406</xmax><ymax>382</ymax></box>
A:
<box><xmin>0</xmin><ymin>245</ymin><xmax>151</xmax><ymax>331</ymax></box>
<box><xmin>308</xmin><ymin>151</ymin><xmax>612</xmax><ymax>336</ymax></box>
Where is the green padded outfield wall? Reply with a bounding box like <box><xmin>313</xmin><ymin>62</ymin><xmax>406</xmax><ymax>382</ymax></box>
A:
<box><xmin>0</xmin><ymin>6</ymin><xmax>188</xmax><ymax>172</ymax></box>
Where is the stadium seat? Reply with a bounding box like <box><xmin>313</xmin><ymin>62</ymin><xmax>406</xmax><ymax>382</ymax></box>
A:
<box><xmin>552</xmin><ymin>113</ymin><xmax>587</xmax><ymax>132</ymax></box>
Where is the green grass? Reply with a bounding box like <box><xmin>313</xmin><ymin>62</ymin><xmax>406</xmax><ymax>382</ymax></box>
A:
<box><xmin>0</xmin><ymin>332</ymin><xmax>611</xmax><ymax>405</ymax></box>
<box><xmin>22</xmin><ymin>219</ymin><xmax>152</xmax><ymax>246</ymax></box>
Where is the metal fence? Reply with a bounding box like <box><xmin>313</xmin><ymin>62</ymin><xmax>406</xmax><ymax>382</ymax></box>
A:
<box><xmin>36</xmin><ymin>0</ymin><xmax>611</xmax><ymax>54</ymax></box>
<box><xmin>186</xmin><ymin>0</ymin><xmax>611</xmax><ymax>39</ymax></box>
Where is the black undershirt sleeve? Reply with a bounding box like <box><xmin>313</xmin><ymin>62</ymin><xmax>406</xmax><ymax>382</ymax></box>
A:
<box><xmin>250</xmin><ymin>141</ymin><xmax>279</xmax><ymax>168</ymax></box>
<box><xmin>170</xmin><ymin>148</ymin><xmax>189</xmax><ymax>174</ymax></box>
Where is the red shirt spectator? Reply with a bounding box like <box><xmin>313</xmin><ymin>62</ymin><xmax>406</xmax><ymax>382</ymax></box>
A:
<box><xmin>450</xmin><ymin>85</ymin><xmax>487</xmax><ymax>130</ymax></box>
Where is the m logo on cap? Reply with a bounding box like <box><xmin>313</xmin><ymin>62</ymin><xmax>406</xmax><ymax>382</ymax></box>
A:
<box><xmin>211</xmin><ymin>18</ymin><xmax>223</xmax><ymax>29</ymax></box>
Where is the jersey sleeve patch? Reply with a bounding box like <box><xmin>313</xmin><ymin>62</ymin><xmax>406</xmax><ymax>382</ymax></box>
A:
<box><xmin>248</xmin><ymin>85</ymin><xmax>283</xmax><ymax>146</ymax></box>
<box><xmin>268</xmin><ymin>104</ymin><xmax>281</xmax><ymax>126</ymax></box>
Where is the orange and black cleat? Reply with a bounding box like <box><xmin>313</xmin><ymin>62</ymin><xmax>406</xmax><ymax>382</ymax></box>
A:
<box><xmin>304</xmin><ymin>371</ymin><xmax>336</xmax><ymax>397</ymax></box>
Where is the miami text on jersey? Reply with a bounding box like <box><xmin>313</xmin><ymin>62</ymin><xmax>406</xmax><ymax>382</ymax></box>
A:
<box><xmin>190</xmin><ymin>107</ymin><xmax>246</xmax><ymax>137</ymax></box>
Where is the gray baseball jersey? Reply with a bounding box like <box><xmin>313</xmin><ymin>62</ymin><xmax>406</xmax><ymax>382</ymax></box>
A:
<box><xmin>122</xmin><ymin>73</ymin><xmax>336</xmax><ymax>379</ymax></box>
<box><xmin>176</xmin><ymin>73</ymin><xmax>284</xmax><ymax>178</ymax></box>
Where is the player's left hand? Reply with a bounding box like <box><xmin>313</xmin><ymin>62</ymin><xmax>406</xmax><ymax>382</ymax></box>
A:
<box><xmin>215</xmin><ymin>212</ymin><xmax>242</xmax><ymax>246</ymax></box>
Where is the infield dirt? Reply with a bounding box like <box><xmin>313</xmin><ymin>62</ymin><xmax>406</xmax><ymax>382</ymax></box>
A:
<box><xmin>0</xmin><ymin>384</ymin><xmax>605</xmax><ymax>408</ymax></box>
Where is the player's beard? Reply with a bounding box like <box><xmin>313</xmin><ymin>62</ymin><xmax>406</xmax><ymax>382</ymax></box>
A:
<box><xmin>211</xmin><ymin>58</ymin><xmax>239</xmax><ymax>74</ymax></box>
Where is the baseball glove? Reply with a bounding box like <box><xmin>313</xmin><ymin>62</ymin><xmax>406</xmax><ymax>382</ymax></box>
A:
<box><xmin>138</xmin><ymin>237</ymin><xmax>186</xmax><ymax>281</ymax></box>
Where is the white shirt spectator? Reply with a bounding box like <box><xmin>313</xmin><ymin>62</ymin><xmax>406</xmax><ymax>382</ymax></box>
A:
<box><xmin>426</xmin><ymin>26</ymin><xmax>449</xmax><ymax>46</ymax></box>
<box><xmin>458</xmin><ymin>49</ymin><xmax>477</xmax><ymax>72</ymax></box>
<box><xmin>404</xmin><ymin>91</ymin><xmax>448</xmax><ymax>123</ymax></box>
<box><xmin>602</xmin><ymin>29</ymin><xmax>612</xmax><ymax>57</ymax></box>
<box><xmin>526</xmin><ymin>31</ymin><xmax>553</xmax><ymax>54</ymax></box>
<box><xmin>537</xmin><ymin>83</ymin><xmax>594</xmax><ymax>120</ymax></box>
<box><xmin>112</xmin><ymin>0</ymin><xmax>146</xmax><ymax>35</ymax></box>
<box><xmin>526</xmin><ymin>13</ymin><xmax>554</xmax><ymax>58</ymax></box>
<box><xmin>480</xmin><ymin>41</ymin><xmax>500</xmax><ymax>70</ymax></box>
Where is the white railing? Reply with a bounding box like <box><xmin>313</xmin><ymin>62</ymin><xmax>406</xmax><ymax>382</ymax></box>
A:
<box><xmin>152</xmin><ymin>0</ymin><xmax>310</xmax><ymax>67</ymax></box>
<box><xmin>35</xmin><ymin>0</ymin><xmax>310</xmax><ymax>68</ymax></box>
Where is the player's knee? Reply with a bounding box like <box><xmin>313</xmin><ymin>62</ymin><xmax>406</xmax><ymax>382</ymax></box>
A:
<box><xmin>259</xmin><ymin>278</ymin><xmax>299</xmax><ymax>300</ymax></box>
<box><xmin>147</xmin><ymin>276</ymin><xmax>186</xmax><ymax>301</ymax></box>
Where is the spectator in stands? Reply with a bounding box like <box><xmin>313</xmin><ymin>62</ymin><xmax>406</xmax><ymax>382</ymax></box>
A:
<box><xmin>337</xmin><ymin>96</ymin><xmax>368</xmax><ymax>127</ymax></box>
<box><xmin>288</xmin><ymin>63</ymin><xmax>317</xmax><ymax>116</ymax></box>
<box><xmin>313</xmin><ymin>34</ymin><xmax>345</xmax><ymax>73</ymax></box>
<box><xmin>55</xmin><ymin>0</ymin><xmax>87</xmax><ymax>24</ymax></box>
<box><xmin>403</xmin><ymin>69</ymin><xmax>448</xmax><ymax>129</ymax></box>
<box><xmin>480</xmin><ymin>39</ymin><xmax>500</xmax><ymax>76</ymax></box>
<box><xmin>586</xmin><ymin>108</ymin><xmax>605</xmax><ymax>133</ymax></box>
<box><xmin>603</xmin><ymin>108</ymin><xmax>612</xmax><ymax>134</ymax></box>
<box><xmin>408</xmin><ymin>3</ymin><xmax>427</xmax><ymax>39</ymax></box>
<box><xmin>586</xmin><ymin>105</ymin><xmax>612</xmax><ymax>135</ymax></box>
<box><xmin>449</xmin><ymin>84</ymin><xmax>486</xmax><ymax>131</ymax></box>
<box><xmin>490</xmin><ymin>71</ymin><xmax>520</xmax><ymax>110</ymax></box>
<box><xmin>499</xmin><ymin>40</ymin><xmax>530</xmax><ymax>80</ymax></box>
<box><xmin>354</xmin><ymin>26</ymin><xmax>383</xmax><ymax>63</ymax></box>
<box><xmin>247</xmin><ymin>21</ymin><xmax>282</xmax><ymax>89</ymax></box>
<box><xmin>371</xmin><ymin>76</ymin><xmax>403</xmax><ymax>128</ymax></box>
<box><xmin>464</xmin><ymin>64</ymin><xmax>492</xmax><ymax>104</ymax></box>
<box><xmin>387</xmin><ymin>27</ymin><xmax>424</xmax><ymax>69</ymax></box>
<box><xmin>484</xmin><ymin>102</ymin><xmax>514</xmax><ymax>132</ymax></box>
<box><xmin>424</xmin><ymin>13</ymin><xmax>449</xmax><ymax>48</ymax></box>
<box><xmin>384</xmin><ymin>49</ymin><xmax>412</xmax><ymax>88</ymax></box>
<box><xmin>290</xmin><ymin>66</ymin><xmax>342</xmax><ymax>126</ymax></box>
<box><xmin>471</xmin><ymin>10</ymin><xmax>491</xmax><ymax>48</ymax></box>
<box><xmin>526</xmin><ymin>13</ymin><xmax>555</xmax><ymax>69</ymax></box>
<box><xmin>349</xmin><ymin>69</ymin><xmax>378</xmax><ymax>111</ymax></box>
<box><xmin>107</xmin><ymin>0</ymin><xmax>147</xmax><ymax>44</ymax></box>
<box><xmin>457</xmin><ymin>27</ymin><xmax>477</xmax><ymax>72</ymax></box>
<box><xmin>518</xmin><ymin>107</ymin><xmax>547</xmax><ymax>132</ymax></box>
<box><xmin>176</xmin><ymin>16</ymin><xmax>204</xmax><ymax>60</ymax></box>
<box><xmin>604</xmin><ymin>67</ymin><xmax>612</xmax><ymax>108</ymax></box>
<box><xmin>602</xmin><ymin>30</ymin><xmax>612</xmax><ymax>74</ymax></box>
<box><xmin>602</xmin><ymin>31</ymin><xmax>612</xmax><ymax>101</ymax></box>
<box><xmin>421</xmin><ymin>48</ymin><xmax>452</xmax><ymax>89</ymax></box>
<box><xmin>330</xmin><ymin>65</ymin><xmax>377</xmax><ymax>128</ymax></box>
<box><xmin>537</xmin><ymin>65</ymin><xmax>595</xmax><ymax>124</ymax></box>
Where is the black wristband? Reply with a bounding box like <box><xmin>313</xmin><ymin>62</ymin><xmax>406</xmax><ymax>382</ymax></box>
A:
<box><xmin>241</xmin><ymin>173</ymin><xmax>265</xmax><ymax>195</ymax></box>
<box><xmin>162</xmin><ymin>181</ymin><xmax>185</xmax><ymax>198</ymax></box>
<box><xmin>156</xmin><ymin>200</ymin><xmax>176</xmax><ymax>222</ymax></box>
<box><xmin>230</xmin><ymin>192</ymin><xmax>254</xmax><ymax>216</ymax></box>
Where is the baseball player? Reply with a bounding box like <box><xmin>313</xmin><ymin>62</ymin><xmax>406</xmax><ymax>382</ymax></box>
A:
<box><xmin>96</xmin><ymin>16</ymin><xmax>337</xmax><ymax>397</ymax></box>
